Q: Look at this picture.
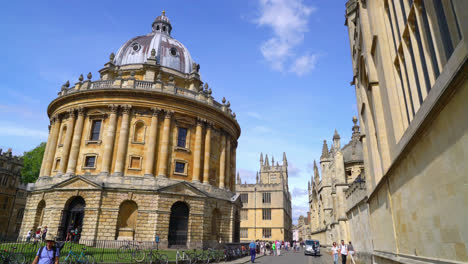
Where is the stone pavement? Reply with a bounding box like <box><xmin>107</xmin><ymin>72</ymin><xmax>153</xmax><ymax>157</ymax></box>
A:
<box><xmin>226</xmin><ymin>249</ymin><xmax>333</xmax><ymax>264</ymax></box>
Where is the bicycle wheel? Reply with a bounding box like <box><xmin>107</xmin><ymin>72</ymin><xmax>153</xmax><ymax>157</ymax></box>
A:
<box><xmin>64</xmin><ymin>254</ymin><xmax>75</xmax><ymax>264</ymax></box>
<box><xmin>132</xmin><ymin>248</ymin><xmax>146</xmax><ymax>263</ymax></box>
<box><xmin>13</xmin><ymin>253</ymin><xmax>26</xmax><ymax>264</ymax></box>
<box><xmin>117</xmin><ymin>246</ymin><xmax>129</xmax><ymax>260</ymax></box>
<box><xmin>84</xmin><ymin>253</ymin><xmax>95</xmax><ymax>264</ymax></box>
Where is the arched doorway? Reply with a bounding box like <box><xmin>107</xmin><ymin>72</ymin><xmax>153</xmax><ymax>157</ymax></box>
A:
<box><xmin>33</xmin><ymin>200</ymin><xmax>46</xmax><ymax>230</ymax></box>
<box><xmin>116</xmin><ymin>200</ymin><xmax>138</xmax><ymax>240</ymax></box>
<box><xmin>58</xmin><ymin>196</ymin><xmax>85</xmax><ymax>241</ymax></box>
<box><xmin>168</xmin><ymin>202</ymin><xmax>189</xmax><ymax>247</ymax></box>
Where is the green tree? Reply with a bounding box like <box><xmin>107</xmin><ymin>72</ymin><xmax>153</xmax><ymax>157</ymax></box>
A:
<box><xmin>21</xmin><ymin>142</ymin><xmax>46</xmax><ymax>183</ymax></box>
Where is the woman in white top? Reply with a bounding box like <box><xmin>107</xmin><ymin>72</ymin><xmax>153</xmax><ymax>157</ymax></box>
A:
<box><xmin>331</xmin><ymin>242</ymin><xmax>339</xmax><ymax>264</ymax></box>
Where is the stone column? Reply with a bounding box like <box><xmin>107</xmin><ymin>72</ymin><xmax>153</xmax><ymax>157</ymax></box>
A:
<box><xmin>39</xmin><ymin>121</ymin><xmax>55</xmax><ymax>177</ymax></box>
<box><xmin>202</xmin><ymin>123</ymin><xmax>212</xmax><ymax>184</ymax></box>
<box><xmin>44</xmin><ymin>115</ymin><xmax>61</xmax><ymax>176</ymax></box>
<box><xmin>66</xmin><ymin>107</ymin><xmax>85</xmax><ymax>174</ymax></box>
<box><xmin>219</xmin><ymin>132</ymin><xmax>226</xmax><ymax>189</ymax></box>
<box><xmin>58</xmin><ymin>109</ymin><xmax>76</xmax><ymax>174</ymax></box>
<box><xmin>144</xmin><ymin>108</ymin><xmax>160</xmax><ymax>176</ymax></box>
<box><xmin>157</xmin><ymin>111</ymin><xmax>173</xmax><ymax>177</ymax></box>
<box><xmin>231</xmin><ymin>142</ymin><xmax>237</xmax><ymax>192</ymax></box>
<box><xmin>114</xmin><ymin>105</ymin><xmax>132</xmax><ymax>175</ymax></box>
<box><xmin>225</xmin><ymin>137</ymin><xmax>231</xmax><ymax>190</ymax></box>
<box><xmin>101</xmin><ymin>105</ymin><xmax>118</xmax><ymax>175</ymax></box>
<box><xmin>192</xmin><ymin>118</ymin><xmax>204</xmax><ymax>182</ymax></box>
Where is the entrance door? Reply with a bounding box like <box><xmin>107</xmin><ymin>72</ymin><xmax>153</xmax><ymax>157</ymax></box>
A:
<box><xmin>58</xmin><ymin>196</ymin><xmax>86</xmax><ymax>241</ymax></box>
<box><xmin>168</xmin><ymin>202</ymin><xmax>189</xmax><ymax>247</ymax></box>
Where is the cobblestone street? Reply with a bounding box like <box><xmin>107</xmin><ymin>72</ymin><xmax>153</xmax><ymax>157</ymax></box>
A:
<box><xmin>245</xmin><ymin>250</ymin><xmax>356</xmax><ymax>264</ymax></box>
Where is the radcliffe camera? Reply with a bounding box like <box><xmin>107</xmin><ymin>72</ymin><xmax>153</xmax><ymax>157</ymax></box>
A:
<box><xmin>0</xmin><ymin>1</ymin><xmax>466</xmax><ymax>264</ymax></box>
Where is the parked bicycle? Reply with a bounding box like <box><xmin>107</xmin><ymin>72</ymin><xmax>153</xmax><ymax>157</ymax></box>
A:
<box><xmin>147</xmin><ymin>246</ymin><xmax>168</xmax><ymax>264</ymax></box>
<box><xmin>117</xmin><ymin>241</ymin><xmax>146</xmax><ymax>263</ymax></box>
<box><xmin>1</xmin><ymin>247</ymin><xmax>26</xmax><ymax>264</ymax></box>
<box><xmin>63</xmin><ymin>245</ymin><xmax>95</xmax><ymax>264</ymax></box>
<box><xmin>176</xmin><ymin>250</ymin><xmax>192</xmax><ymax>264</ymax></box>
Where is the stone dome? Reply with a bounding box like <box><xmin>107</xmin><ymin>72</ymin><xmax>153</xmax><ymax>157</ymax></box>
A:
<box><xmin>113</xmin><ymin>11</ymin><xmax>194</xmax><ymax>74</ymax></box>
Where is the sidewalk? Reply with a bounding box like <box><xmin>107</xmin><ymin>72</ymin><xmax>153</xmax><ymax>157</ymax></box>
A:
<box><xmin>225</xmin><ymin>254</ymin><xmax>264</xmax><ymax>264</ymax></box>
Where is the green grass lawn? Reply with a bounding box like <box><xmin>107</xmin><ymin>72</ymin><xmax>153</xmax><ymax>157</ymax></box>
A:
<box><xmin>0</xmin><ymin>241</ymin><xmax>221</xmax><ymax>263</ymax></box>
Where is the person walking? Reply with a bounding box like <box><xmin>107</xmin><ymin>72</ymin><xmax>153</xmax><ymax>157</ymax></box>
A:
<box><xmin>348</xmin><ymin>242</ymin><xmax>355</xmax><ymax>263</ymax></box>
<box><xmin>339</xmin><ymin>240</ymin><xmax>348</xmax><ymax>264</ymax></box>
<box><xmin>42</xmin><ymin>226</ymin><xmax>48</xmax><ymax>242</ymax></box>
<box><xmin>331</xmin><ymin>242</ymin><xmax>339</xmax><ymax>264</ymax></box>
<box><xmin>35</xmin><ymin>228</ymin><xmax>42</xmax><ymax>242</ymax></box>
<box><xmin>249</xmin><ymin>240</ymin><xmax>256</xmax><ymax>263</ymax></box>
<box><xmin>276</xmin><ymin>240</ymin><xmax>281</xmax><ymax>256</ymax></box>
<box><xmin>32</xmin><ymin>233</ymin><xmax>60</xmax><ymax>264</ymax></box>
<box><xmin>272</xmin><ymin>241</ymin><xmax>276</xmax><ymax>256</ymax></box>
<box><xmin>26</xmin><ymin>229</ymin><xmax>33</xmax><ymax>242</ymax></box>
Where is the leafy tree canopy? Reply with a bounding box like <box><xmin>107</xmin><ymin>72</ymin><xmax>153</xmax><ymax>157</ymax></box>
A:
<box><xmin>21</xmin><ymin>142</ymin><xmax>46</xmax><ymax>183</ymax></box>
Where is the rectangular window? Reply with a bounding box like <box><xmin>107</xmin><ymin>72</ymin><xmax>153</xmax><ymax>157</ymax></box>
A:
<box><xmin>240</xmin><ymin>228</ymin><xmax>248</xmax><ymax>238</ymax></box>
<box><xmin>90</xmin><ymin>120</ymin><xmax>102</xmax><ymax>141</ymax></box>
<box><xmin>54</xmin><ymin>159</ymin><xmax>61</xmax><ymax>171</ymax></box>
<box><xmin>240</xmin><ymin>193</ymin><xmax>249</xmax><ymax>204</ymax></box>
<box><xmin>262</xmin><ymin>193</ymin><xmax>271</xmax><ymax>204</ymax></box>
<box><xmin>129</xmin><ymin>156</ymin><xmax>142</xmax><ymax>169</ymax></box>
<box><xmin>175</xmin><ymin>162</ymin><xmax>185</xmax><ymax>173</ymax></box>
<box><xmin>177</xmin><ymin>127</ymin><xmax>188</xmax><ymax>148</ymax></box>
<box><xmin>84</xmin><ymin>156</ymin><xmax>96</xmax><ymax>168</ymax></box>
<box><xmin>241</xmin><ymin>209</ymin><xmax>248</xmax><ymax>220</ymax></box>
<box><xmin>262</xmin><ymin>228</ymin><xmax>271</xmax><ymax>239</ymax></box>
<box><xmin>262</xmin><ymin>208</ymin><xmax>271</xmax><ymax>220</ymax></box>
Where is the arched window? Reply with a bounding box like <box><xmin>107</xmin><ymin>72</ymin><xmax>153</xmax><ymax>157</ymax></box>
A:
<box><xmin>163</xmin><ymin>26</ymin><xmax>166</xmax><ymax>32</ymax></box>
<box><xmin>34</xmin><ymin>200</ymin><xmax>46</xmax><ymax>230</ymax></box>
<box><xmin>156</xmin><ymin>25</ymin><xmax>160</xmax><ymax>31</ymax></box>
<box><xmin>133</xmin><ymin>121</ymin><xmax>145</xmax><ymax>143</ymax></box>
<box><xmin>116</xmin><ymin>200</ymin><xmax>138</xmax><ymax>240</ymax></box>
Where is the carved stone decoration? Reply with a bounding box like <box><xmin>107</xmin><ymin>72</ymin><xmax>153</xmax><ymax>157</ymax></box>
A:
<box><xmin>121</xmin><ymin>104</ymin><xmax>132</xmax><ymax>114</ymax></box>
<box><xmin>204</xmin><ymin>83</ymin><xmax>209</xmax><ymax>91</ymax></box>
<box><xmin>78</xmin><ymin>74</ymin><xmax>84</xmax><ymax>82</ymax></box>
<box><xmin>226</xmin><ymin>101</ymin><xmax>231</xmax><ymax>108</ymax></box>
<box><xmin>151</xmin><ymin>107</ymin><xmax>161</xmax><ymax>116</ymax></box>
<box><xmin>151</xmin><ymin>48</ymin><xmax>156</xmax><ymax>57</ymax></box>
<box><xmin>222</xmin><ymin>97</ymin><xmax>226</xmax><ymax>104</ymax></box>
<box><xmin>164</xmin><ymin>110</ymin><xmax>174</xmax><ymax>119</ymax></box>
<box><xmin>130</xmin><ymin>71</ymin><xmax>136</xmax><ymax>77</ymax></box>
<box><xmin>169</xmin><ymin>76</ymin><xmax>174</xmax><ymax>83</ymax></box>
<box><xmin>110</xmin><ymin>52</ymin><xmax>115</xmax><ymax>61</ymax></box>
<box><xmin>77</xmin><ymin>107</ymin><xmax>85</xmax><ymax>116</ymax></box>
<box><xmin>156</xmin><ymin>72</ymin><xmax>162</xmax><ymax>81</ymax></box>
<box><xmin>108</xmin><ymin>104</ymin><xmax>118</xmax><ymax>113</ymax></box>
<box><xmin>87</xmin><ymin>72</ymin><xmax>92</xmax><ymax>80</ymax></box>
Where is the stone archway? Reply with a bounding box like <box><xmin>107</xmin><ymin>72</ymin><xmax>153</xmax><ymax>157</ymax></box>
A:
<box><xmin>168</xmin><ymin>201</ymin><xmax>189</xmax><ymax>247</ymax></box>
<box><xmin>116</xmin><ymin>200</ymin><xmax>138</xmax><ymax>240</ymax></box>
<box><xmin>58</xmin><ymin>196</ymin><xmax>85</xmax><ymax>241</ymax></box>
<box><xmin>33</xmin><ymin>200</ymin><xmax>46</xmax><ymax>230</ymax></box>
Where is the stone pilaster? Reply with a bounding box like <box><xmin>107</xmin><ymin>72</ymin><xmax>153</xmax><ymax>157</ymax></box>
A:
<box><xmin>202</xmin><ymin>123</ymin><xmax>212</xmax><ymax>184</ymax></box>
<box><xmin>225</xmin><ymin>136</ymin><xmax>231</xmax><ymax>190</ymax></box>
<box><xmin>67</xmin><ymin>107</ymin><xmax>85</xmax><ymax>174</ymax></box>
<box><xmin>231</xmin><ymin>142</ymin><xmax>237</xmax><ymax>192</ymax></box>
<box><xmin>192</xmin><ymin>118</ymin><xmax>204</xmax><ymax>182</ymax></box>
<box><xmin>40</xmin><ymin>120</ymin><xmax>55</xmax><ymax>176</ymax></box>
<box><xmin>114</xmin><ymin>105</ymin><xmax>132</xmax><ymax>175</ymax></box>
<box><xmin>58</xmin><ymin>109</ymin><xmax>76</xmax><ymax>174</ymax></box>
<box><xmin>44</xmin><ymin>115</ymin><xmax>61</xmax><ymax>176</ymax></box>
<box><xmin>219</xmin><ymin>132</ymin><xmax>226</xmax><ymax>189</ymax></box>
<box><xmin>144</xmin><ymin>108</ymin><xmax>160</xmax><ymax>176</ymax></box>
<box><xmin>101</xmin><ymin>105</ymin><xmax>118</xmax><ymax>175</ymax></box>
<box><xmin>157</xmin><ymin>110</ymin><xmax>173</xmax><ymax>177</ymax></box>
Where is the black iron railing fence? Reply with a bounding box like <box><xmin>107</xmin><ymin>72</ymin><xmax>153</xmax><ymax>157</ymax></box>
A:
<box><xmin>0</xmin><ymin>238</ymin><xmax>250</xmax><ymax>263</ymax></box>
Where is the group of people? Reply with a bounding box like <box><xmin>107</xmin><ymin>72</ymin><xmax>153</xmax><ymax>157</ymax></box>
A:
<box><xmin>26</xmin><ymin>226</ymin><xmax>48</xmax><ymax>242</ymax></box>
<box><xmin>248</xmin><ymin>240</ymin><xmax>298</xmax><ymax>263</ymax></box>
<box><xmin>331</xmin><ymin>240</ymin><xmax>355</xmax><ymax>264</ymax></box>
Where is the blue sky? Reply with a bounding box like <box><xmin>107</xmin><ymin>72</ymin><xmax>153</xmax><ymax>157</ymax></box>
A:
<box><xmin>0</xmin><ymin>0</ymin><xmax>356</xmax><ymax>224</ymax></box>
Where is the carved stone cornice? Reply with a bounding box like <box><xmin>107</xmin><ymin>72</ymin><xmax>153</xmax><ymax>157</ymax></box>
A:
<box><xmin>121</xmin><ymin>104</ymin><xmax>132</xmax><ymax>114</ymax></box>
<box><xmin>108</xmin><ymin>104</ymin><xmax>118</xmax><ymax>114</ymax></box>
<box><xmin>68</xmin><ymin>108</ymin><xmax>76</xmax><ymax>118</ymax></box>
<box><xmin>151</xmin><ymin>107</ymin><xmax>161</xmax><ymax>116</ymax></box>
<box><xmin>164</xmin><ymin>110</ymin><xmax>174</xmax><ymax>119</ymax></box>
<box><xmin>77</xmin><ymin>107</ymin><xmax>85</xmax><ymax>116</ymax></box>
<box><xmin>51</xmin><ymin>115</ymin><xmax>60</xmax><ymax>124</ymax></box>
<box><xmin>196</xmin><ymin>117</ymin><xmax>206</xmax><ymax>126</ymax></box>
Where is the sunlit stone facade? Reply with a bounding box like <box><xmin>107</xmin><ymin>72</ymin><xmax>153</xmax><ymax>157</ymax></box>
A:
<box><xmin>20</xmin><ymin>12</ymin><xmax>242</xmax><ymax>248</ymax></box>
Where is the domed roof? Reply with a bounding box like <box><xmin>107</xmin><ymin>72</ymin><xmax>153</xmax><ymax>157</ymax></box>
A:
<box><xmin>114</xmin><ymin>11</ymin><xmax>194</xmax><ymax>74</ymax></box>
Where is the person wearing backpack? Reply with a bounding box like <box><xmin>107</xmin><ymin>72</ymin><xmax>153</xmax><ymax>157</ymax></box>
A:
<box><xmin>32</xmin><ymin>233</ymin><xmax>60</xmax><ymax>264</ymax></box>
<box><xmin>339</xmin><ymin>240</ymin><xmax>348</xmax><ymax>264</ymax></box>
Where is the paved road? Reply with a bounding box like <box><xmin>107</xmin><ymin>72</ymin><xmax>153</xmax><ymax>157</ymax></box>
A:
<box><xmin>248</xmin><ymin>250</ymin><xmax>338</xmax><ymax>264</ymax></box>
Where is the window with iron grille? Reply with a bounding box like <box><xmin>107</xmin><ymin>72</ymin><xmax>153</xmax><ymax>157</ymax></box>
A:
<box><xmin>240</xmin><ymin>193</ymin><xmax>248</xmax><ymax>204</ymax></box>
<box><xmin>262</xmin><ymin>192</ymin><xmax>271</xmax><ymax>203</ymax></box>
<box><xmin>240</xmin><ymin>228</ymin><xmax>248</xmax><ymax>238</ymax></box>
<box><xmin>262</xmin><ymin>208</ymin><xmax>271</xmax><ymax>220</ymax></box>
<box><xmin>262</xmin><ymin>228</ymin><xmax>271</xmax><ymax>238</ymax></box>
<box><xmin>177</xmin><ymin>127</ymin><xmax>188</xmax><ymax>148</ymax></box>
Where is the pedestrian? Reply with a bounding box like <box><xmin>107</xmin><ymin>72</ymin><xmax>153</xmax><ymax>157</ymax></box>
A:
<box><xmin>331</xmin><ymin>242</ymin><xmax>339</xmax><ymax>264</ymax></box>
<box><xmin>260</xmin><ymin>241</ymin><xmax>265</xmax><ymax>255</ymax></box>
<box><xmin>348</xmin><ymin>241</ymin><xmax>355</xmax><ymax>257</ymax></box>
<box><xmin>249</xmin><ymin>240</ymin><xmax>256</xmax><ymax>263</ymax></box>
<box><xmin>26</xmin><ymin>229</ymin><xmax>33</xmax><ymax>242</ymax></box>
<box><xmin>42</xmin><ymin>226</ymin><xmax>48</xmax><ymax>242</ymax></box>
<box><xmin>32</xmin><ymin>233</ymin><xmax>60</xmax><ymax>264</ymax></box>
<box><xmin>276</xmin><ymin>240</ymin><xmax>281</xmax><ymax>256</ymax></box>
<box><xmin>35</xmin><ymin>228</ymin><xmax>42</xmax><ymax>242</ymax></box>
<box><xmin>272</xmin><ymin>241</ymin><xmax>276</xmax><ymax>256</ymax></box>
<box><xmin>339</xmin><ymin>240</ymin><xmax>348</xmax><ymax>264</ymax></box>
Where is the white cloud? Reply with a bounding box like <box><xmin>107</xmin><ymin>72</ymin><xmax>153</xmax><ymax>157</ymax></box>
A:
<box><xmin>255</xmin><ymin>0</ymin><xmax>317</xmax><ymax>74</ymax></box>
<box><xmin>0</xmin><ymin>124</ymin><xmax>48</xmax><ymax>139</ymax></box>
<box><xmin>288</xmin><ymin>162</ymin><xmax>301</xmax><ymax>177</ymax></box>
<box><xmin>290</xmin><ymin>53</ymin><xmax>318</xmax><ymax>76</ymax></box>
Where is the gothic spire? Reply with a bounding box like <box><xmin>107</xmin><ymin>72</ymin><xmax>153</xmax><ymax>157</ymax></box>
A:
<box><xmin>283</xmin><ymin>152</ymin><xmax>288</xmax><ymax>166</ymax></box>
<box><xmin>272</xmin><ymin>156</ymin><xmax>275</xmax><ymax>166</ymax></box>
<box><xmin>260</xmin><ymin>152</ymin><xmax>264</xmax><ymax>167</ymax></box>
<box><xmin>256</xmin><ymin>172</ymin><xmax>259</xmax><ymax>183</ymax></box>
<box><xmin>321</xmin><ymin>140</ymin><xmax>329</xmax><ymax>159</ymax></box>
<box><xmin>314</xmin><ymin>160</ymin><xmax>320</xmax><ymax>180</ymax></box>
<box><xmin>265</xmin><ymin>154</ymin><xmax>270</xmax><ymax>167</ymax></box>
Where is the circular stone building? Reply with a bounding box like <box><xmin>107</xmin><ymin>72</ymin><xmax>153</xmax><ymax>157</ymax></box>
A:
<box><xmin>20</xmin><ymin>12</ymin><xmax>241</xmax><ymax>248</ymax></box>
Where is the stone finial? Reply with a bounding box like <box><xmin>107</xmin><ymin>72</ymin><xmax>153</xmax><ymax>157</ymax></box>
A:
<box><xmin>283</xmin><ymin>152</ymin><xmax>287</xmax><ymax>166</ymax></box>
<box><xmin>260</xmin><ymin>152</ymin><xmax>264</xmax><ymax>165</ymax></box>
<box><xmin>226</xmin><ymin>101</ymin><xmax>231</xmax><ymax>107</ymax></box>
<box><xmin>232</xmin><ymin>112</ymin><xmax>236</xmax><ymax>118</ymax></box>
<box><xmin>151</xmin><ymin>48</ymin><xmax>156</xmax><ymax>57</ymax></box>
<box><xmin>87</xmin><ymin>72</ymin><xmax>92</xmax><ymax>80</ymax></box>
<box><xmin>222</xmin><ymin>97</ymin><xmax>226</xmax><ymax>104</ymax></box>
<box><xmin>78</xmin><ymin>74</ymin><xmax>84</xmax><ymax>82</ymax></box>
<box><xmin>109</xmin><ymin>52</ymin><xmax>115</xmax><ymax>61</ymax></box>
<box><xmin>256</xmin><ymin>172</ymin><xmax>259</xmax><ymax>183</ymax></box>
<box><xmin>204</xmin><ymin>83</ymin><xmax>209</xmax><ymax>90</ymax></box>
<box><xmin>333</xmin><ymin>129</ymin><xmax>340</xmax><ymax>140</ymax></box>
<box><xmin>353</xmin><ymin>116</ymin><xmax>358</xmax><ymax>125</ymax></box>
<box><xmin>65</xmin><ymin>80</ymin><xmax>70</xmax><ymax>88</ymax></box>
<box><xmin>351</xmin><ymin>116</ymin><xmax>361</xmax><ymax>141</ymax></box>
<box><xmin>208</xmin><ymin>88</ymin><xmax>212</xmax><ymax>95</ymax></box>
<box><xmin>265</xmin><ymin>154</ymin><xmax>270</xmax><ymax>167</ymax></box>
<box><xmin>156</xmin><ymin>72</ymin><xmax>162</xmax><ymax>81</ymax></box>
<box><xmin>321</xmin><ymin>140</ymin><xmax>329</xmax><ymax>159</ymax></box>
